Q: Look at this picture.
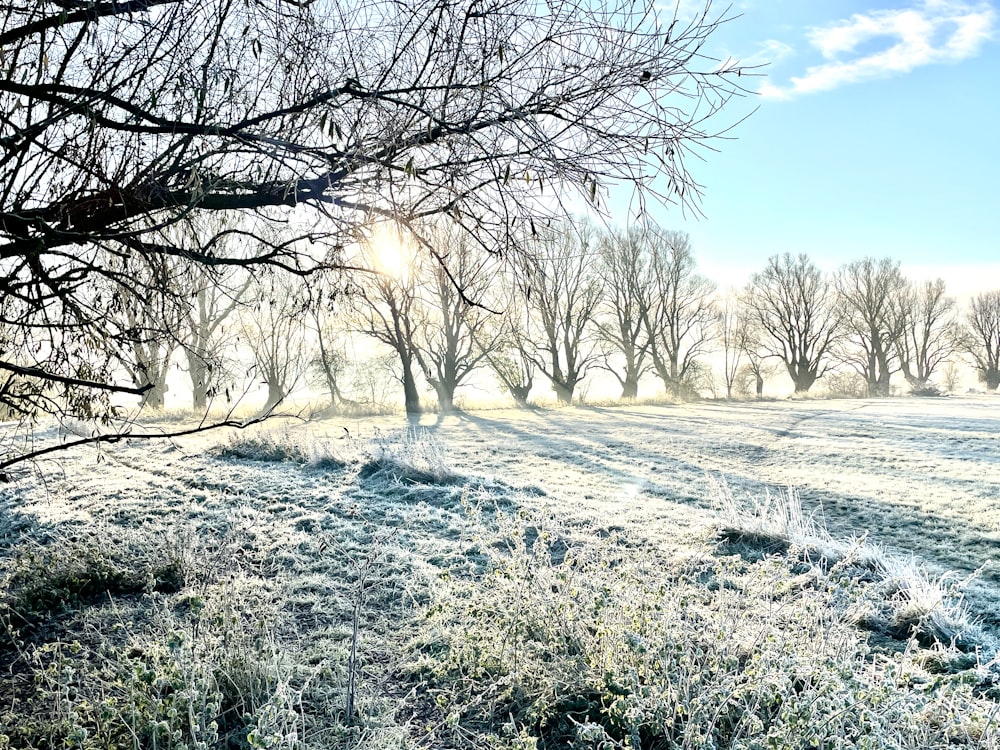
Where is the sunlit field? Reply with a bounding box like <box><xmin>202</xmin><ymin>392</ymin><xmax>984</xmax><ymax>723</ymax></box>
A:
<box><xmin>3</xmin><ymin>395</ymin><xmax>1000</xmax><ymax>748</ymax></box>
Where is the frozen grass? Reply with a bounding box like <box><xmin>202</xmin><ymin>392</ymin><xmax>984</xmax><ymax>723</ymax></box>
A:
<box><xmin>407</xmin><ymin>509</ymin><xmax>1000</xmax><ymax>750</ymax></box>
<box><xmin>713</xmin><ymin>478</ymin><xmax>1000</xmax><ymax>665</ymax></box>
<box><xmin>0</xmin><ymin>524</ymin><xmax>183</xmax><ymax>645</ymax></box>
<box><xmin>712</xmin><ymin>477</ymin><xmax>843</xmax><ymax>560</ymax></box>
<box><xmin>3</xmin><ymin>401</ymin><xmax>1000</xmax><ymax>749</ymax></box>
<box><xmin>0</xmin><ymin>521</ymin><xmax>323</xmax><ymax>750</ymax></box>
<box><xmin>214</xmin><ymin>425</ymin><xmax>347</xmax><ymax>469</ymax></box>
<box><xmin>306</xmin><ymin>400</ymin><xmax>402</xmax><ymax>419</ymax></box>
<box><xmin>849</xmin><ymin>558</ymin><xmax>999</xmax><ymax>660</ymax></box>
<box><xmin>360</xmin><ymin>426</ymin><xmax>460</xmax><ymax>485</ymax></box>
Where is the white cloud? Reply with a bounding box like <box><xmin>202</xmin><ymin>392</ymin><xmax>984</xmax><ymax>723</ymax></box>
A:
<box><xmin>739</xmin><ymin>39</ymin><xmax>796</xmax><ymax>70</ymax></box>
<box><xmin>761</xmin><ymin>0</ymin><xmax>996</xmax><ymax>100</ymax></box>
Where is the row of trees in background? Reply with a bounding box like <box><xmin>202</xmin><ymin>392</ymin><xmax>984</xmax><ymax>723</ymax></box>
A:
<box><xmin>740</xmin><ymin>254</ymin><xmax>999</xmax><ymax>397</ymax></box>
<box><xmin>95</xmin><ymin>218</ymin><xmax>1000</xmax><ymax>416</ymax></box>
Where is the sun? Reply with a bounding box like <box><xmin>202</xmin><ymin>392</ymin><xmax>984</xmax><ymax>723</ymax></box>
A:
<box><xmin>368</xmin><ymin>224</ymin><xmax>413</xmax><ymax>282</ymax></box>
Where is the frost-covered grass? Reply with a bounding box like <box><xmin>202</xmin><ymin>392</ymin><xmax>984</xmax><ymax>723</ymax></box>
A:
<box><xmin>214</xmin><ymin>424</ymin><xmax>347</xmax><ymax>469</ymax></box>
<box><xmin>714</xmin><ymin>479</ymin><xmax>999</xmax><ymax>666</ymax></box>
<box><xmin>361</xmin><ymin>426</ymin><xmax>460</xmax><ymax>485</ymax></box>
<box><xmin>2</xmin><ymin>398</ymin><xmax>1000</xmax><ymax>748</ymax></box>
<box><xmin>411</xmin><ymin>510</ymin><xmax>1000</xmax><ymax>750</ymax></box>
<box><xmin>0</xmin><ymin>520</ymin><xmax>318</xmax><ymax>749</ymax></box>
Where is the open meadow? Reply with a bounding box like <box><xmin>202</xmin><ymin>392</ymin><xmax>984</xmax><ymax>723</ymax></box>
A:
<box><xmin>2</xmin><ymin>395</ymin><xmax>1000</xmax><ymax>749</ymax></box>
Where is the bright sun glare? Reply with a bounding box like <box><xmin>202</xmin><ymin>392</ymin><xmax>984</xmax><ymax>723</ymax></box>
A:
<box><xmin>369</xmin><ymin>225</ymin><xmax>411</xmax><ymax>281</ymax></box>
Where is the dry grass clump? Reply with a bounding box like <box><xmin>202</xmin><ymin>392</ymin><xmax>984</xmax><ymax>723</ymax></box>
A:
<box><xmin>359</xmin><ymin>427</ymin><xmax>460</xmax><ymax>486</ymax></box>
<box><xmin>404</xmin><ymin>510</ymin><xmax>1000</xmax><ymax>750</ymax></box>
<box><xmin>712</xmin><ymin>479</ymin><xmax>844</xmax><ymax>561</ymax></box>
<box><xmin>307</xmin><ymin>400</ymin><xmax>401</xmax><ymax>419</ymax></box>
<box><xmin>844</xmin><ymin>559</ymin><xmax>995</xmax><ymax>658</ymax></box>
<box><xmin>214</xmin><ymin>426</ymin><xmax>346</xmax><ymax>469</ymax></box>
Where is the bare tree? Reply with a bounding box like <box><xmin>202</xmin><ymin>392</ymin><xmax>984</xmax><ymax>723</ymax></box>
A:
<box><xmin>488</xmin><ymin>347</ymin><xmax>536</xmax><ymax>407</ymax></box>
<box><xmin>0</xmin><ymin>0</ymin><xmax>751</xmax><ymax>464</ymax></box>
<box><xmin>241</xmin><ymin>276</ymin><xmax>312</xmax><ymax>414</ymax></box>
<box><xmin>104</xmin><ymin>257</ymin><xmax>186</xmax><ymax>409</ymax></box>
<box><xmin>896</xmin><ymin>279</ymin><xmax>957</xmax><ymax>391</ymax></box>
<box><xmin>730</xmin><ymin>296</ymin><xmax>772</xmax><ymax>399</ymax></box>
<box><xmin>744</xmin><ymin>253</ymin><xmax>841</xmax><ymax>393</ymax></box>
<box><xmin>941</xmin><ymin>360</ymin><xmax>963</xmax><ymax>394</ymax></box>
<box><xmin>412</xmin><ymin>228</ymin><xmax>504</xmax><ymax>412</ymax></box>
<box><xmin>595</xmin><ymin>226</ymin><xmax>653</xmax><ymax>399</ymax></box>
<box><xmin>350</xmin><ymin>351</ymin><xmax>398</xmax><ymax>411</ymax></box>
<box><xmin>738</xmin><ymin>321</ymin><xmax>774</xmax><ymax>400</ymax></box>
<box><xmin>960</xmin><ymin>291</ymin><xmax>1000</xmax><ymax>391</ymax></box>
<box><xmin>526</xmin><ymin>224</ymin><xmax>603</xmax><ymax>404</ymax></box>
<box><xmin>483</xmin><ymin>281</ymin><xmax>536</xmax><ymax>407</ymax></box>
<box><xmin>717</xmin><ymin>293</ymin><xmax>743</xmax><ymax>400</ymax></box>
<box><xmin>352</xmin><ymin>250</ymin><xmax>425</xmax><ymax>414</ymax></box>
<box><xmin>835</xmin><ymin>258</ymin><xmax>906</xmax><ymax>397</ymax></box>
<box><xmin>306</xmin><ymin>280</ymin><xmax>355</xmax><ymax>412</ymax></box>
<box><xmin>180</xmin><ymin>266</ymin><xmax>251</xmax><ymax>410</ymax></box>
<box><xmin>169</xmin><ymin>220</ymin><xmax>255</xmax><ymax>410</ymax></box>
<box><xmin>125</xmin><ymin>320</ymin><xmax>180</xmax><ymax>411</ymax></box>
<box><xmin>644</xmin><ymin>229</ymin><xmax>716</xmax><ymax>399</ymax></box>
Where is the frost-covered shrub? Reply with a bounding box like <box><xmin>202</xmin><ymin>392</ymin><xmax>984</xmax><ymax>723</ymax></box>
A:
<box><xmin>1</xmin><ymin>525</ymin><xmax>183</xmax><ymax>645</ymax></box>
<box><xmin>823</xmin><ymin>371</ymin><xmax>868</xmax><ymax>399</ymax></box>
<box><xmin>0</xmin><ymin>527</ymin><xmax>313</xmax><ymax>750</ymax></box>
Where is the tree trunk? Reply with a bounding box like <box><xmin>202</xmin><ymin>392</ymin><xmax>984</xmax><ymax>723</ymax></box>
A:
<box><xmin>192</xmin><ymin>384</ymin><xmax>208</xmax><ymax>410</ymax></box>
<box><xmin>509</xmin><ymin>385</ymin><xmax>531</xmax><ymax>407</ymax></box>
<box><xmin>552</xmin><ymin>380</ymin><xmax>574</xmax><ymax>404</ymax></box>
<box><xmin>433</xmin><ymin>382</ymin><xmax>456</xmax><ymax>413</ymax></box>
<box><xmin>316</xmin><ymin>334</ymin><xmax>345</xmax><ymax>408</ymax></box>
<box><xmin>755</xmin><ymin>374</ymin><xmax>764</xmax><ymax>399</ymax></box>
<box><xmin>868</xmin><ymin>373</ymin><xmax>891</xmax><ymax>398</ymax></box>
<box><xmin>902</xmin><ymin>365</ymin><xmax>929</xmax><ymax>390</ymax></box>
<box><xmin>141</xmin><ymin>378</ymin><xmax>168</xmax><ymax>410</ymax></box>
<box><xmin>985</xmin><ymin>369</ymin><xmax>1000</xmax><ymax>391</ymax></box>
<box><xmin>186</xmin><ymin>349</ymin><xmax>212</xmax><ymax>410</ymax></box>
<box><xmin>864</xmin><ymin>379</ymin><xmax>877</xmax><ymax>397</ymax></box>
<box><xmin>621</xmin><ymin>377</ymin><xmax>639</xmax><ymax>399</ymax></box>
<box><xmin>790</xmin><ymin>369</ymin><xmax>817</xmax><ymax>393</ymax></box>
<box><xmin>258</xmin><ymin>378</ymin><xmax>288</xmax><ymax>416</ymax></box>
<box><xmin>261</xmin><ymin>380</ymin><xmax>285</xmax><ymax>414</ymax></box>
<box><xmin>402</xmin><ymin>365</ymin><xmax>421</xmax><ymax>414</ymax></box>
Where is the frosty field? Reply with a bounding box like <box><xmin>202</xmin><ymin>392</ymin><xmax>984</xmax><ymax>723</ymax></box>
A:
<box><xmin>2</xmin><ymin>395</ymin><xmax>1000</xmax><ymax>748</ymax></box>
<box><xmin>394</xmin><ymin>396</ymin><xmax>1000</xmax><ymax>616</ymax></box>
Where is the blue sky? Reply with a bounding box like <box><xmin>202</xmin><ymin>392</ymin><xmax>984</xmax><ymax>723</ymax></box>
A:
<box><xmin>626</xmin><ymin>0</ymin><xmax>1000</xmax><ymax>292</ymax></box>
